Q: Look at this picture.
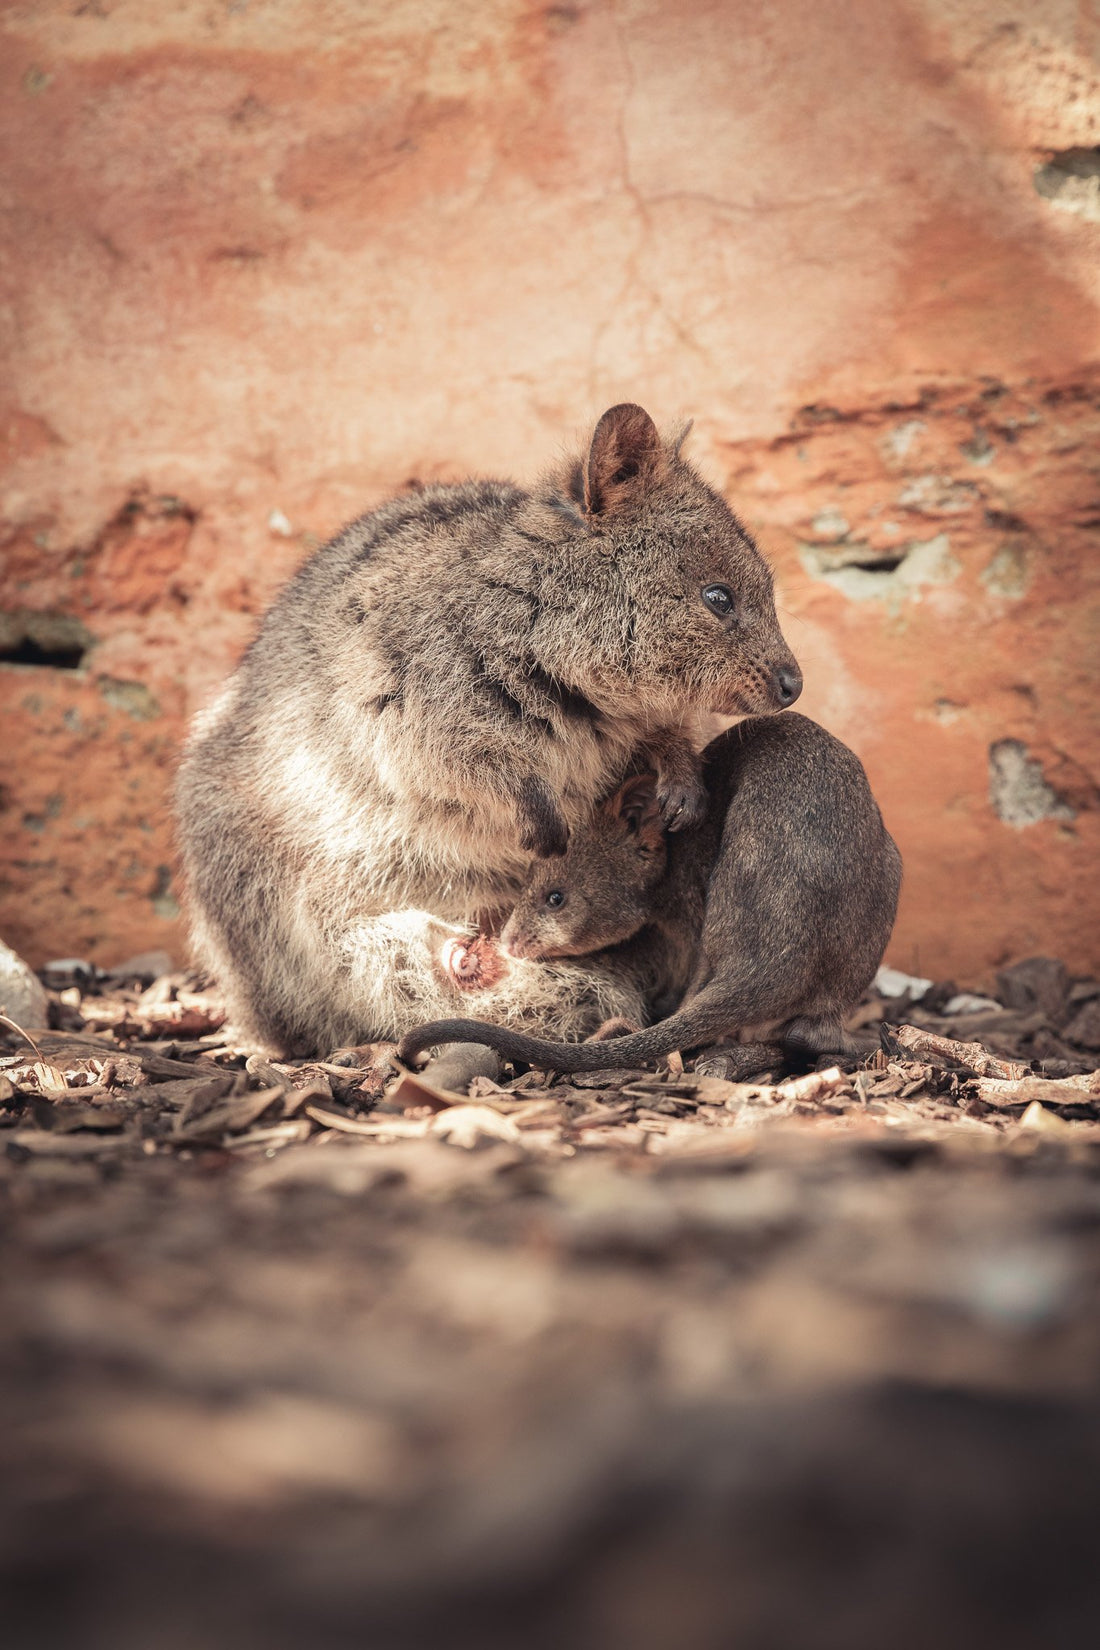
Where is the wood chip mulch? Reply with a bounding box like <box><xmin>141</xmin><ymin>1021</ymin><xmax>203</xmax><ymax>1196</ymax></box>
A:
<box><xmin>3</xmin><ymin>953</ymin><xmax>1100</xmax><ymax>1650</ymax></box>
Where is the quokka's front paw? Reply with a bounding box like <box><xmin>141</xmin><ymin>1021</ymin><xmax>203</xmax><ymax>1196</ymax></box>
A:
<box><xmin>656</xmin><ymin>771</ymin><xmax>707</xmax><ymax>831</ymax></box>
<box><xmin>441</xmin><ymin>935</ymin><xmax>507</xmax><ymax>991</ymax></box>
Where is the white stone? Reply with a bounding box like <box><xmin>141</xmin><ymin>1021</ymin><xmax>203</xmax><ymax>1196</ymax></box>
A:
<box><xmin>0</xmin><ymin>938</ymin><xmax>49</xmax><ymax>1029</ymax></box>
<box><xmin>874</xmin><ymin>965</ymin><xmax>932</xmax><ymax>1000</ymax></box>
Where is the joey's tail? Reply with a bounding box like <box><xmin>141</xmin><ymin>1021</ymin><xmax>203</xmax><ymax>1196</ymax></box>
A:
<box><xmin>396</xmin><ymin>987</ymin><xmax>734</xmax><ymax>1072</ymax></box>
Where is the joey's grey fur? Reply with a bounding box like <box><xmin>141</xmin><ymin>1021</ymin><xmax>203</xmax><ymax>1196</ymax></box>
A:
<box><xmin>176</xmin><ymin>404</ymin><xmax>801</xmax><ymax>1055</ymax></box>
<box><xmin>397</xmin><ymin>715</ymin><xmax>902</xmax><ymax>1071</ymax></box>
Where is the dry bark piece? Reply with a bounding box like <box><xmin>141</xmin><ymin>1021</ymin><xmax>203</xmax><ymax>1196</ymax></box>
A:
<box><xmin>566</xmin><ymin>1103</ymin><xmax>635</xmax><ymax>1132</ymax></box>
<box><xmin>244</xmin><ymin>1054</ymin><xmax>285</xmax><ymax>1087</ymax></box>
<box><xmin>46</xmin><ymin>1102</ymin><xmax>129</xmax><ymax>1133</ymax></box>
<box><xmin>307</xmin><ymin>1109</ymin><xmax>431</xmax><ymax>1139</ymax></box>
<box><xmin>173</xmin><ymin>1086</ymin><xmax>285</xmax><ymax>1142</ymax></box>
<box><xmin>139</xmin><ymin>1050</ymin><xmax>226</xmax><ymax>1079</ymax></box>
<box><xmin>776</xmin><ymin>1066</ymin><xmax>849</xmax><ymax>1103</ymax></box>
<box><xmin>278</xmin><ymin>1079</ymin><xmax>332</xmax><ymax>1117</ymax></box>
<box><xmin>974</xmin><ymin>1071</ymin><xmax>1100</xmax><ymax>1109</ymax></box>
<box><xmin>430</xmin><ymin>1105</ymin><xmax>520</xmax><ymax>1148</ymax></box>
<box><xmin>890</xmin><ymin>1023</ymin><xmax>1026</xmax><ymax>1079</ymax></box>
<box><xmin>224</xmin><ymin>1120</ymin><xmax>313</xmax><ymax>1150</ymax></box>
<box><xmin>6</xmin><ymin>1129</ymin><xmax>136</xmax><ymax>1156</ymax></box>
<box><xmin>303</xmin><ymin>1103</ymin><xmax>424</xmax><ymax>1137</ymax></box>
<box><xmin>12</xmin><ymin>1061</ymin><xmax>70</xmax><ymax>1098</ymax></box>
<box><xmin>150</xmin><ymin>1072</ymin><xmax>236</xmax><ymax>1113</ymax></box>
<box><xmin>566</xmin><ymin>1068</ymin><xmax>649</xmax><ymax>1088</ymax></box>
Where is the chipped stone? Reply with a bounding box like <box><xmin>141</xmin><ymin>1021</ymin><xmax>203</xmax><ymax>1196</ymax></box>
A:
<box><xmin>881</xmin><ymin>419</ymin><xmax>925</xmax><ymax>461</ymax></box>
<box><xmin>960</xmin><ymin>430</ymin><xmax>995</xmax><ymax>466</ymax></box>
<box><xmin>268</xmin><ymin>508</ymin><xmax>294</xmax><ymax>536</ymax></box>
<box><xmin>1034</xmin><ymin>148</ymin><xmax>1100</xmax><ymax>223</ymax></box>
<box><xmin>897</xmin><ymin>475</ymin><xmax>980</xmax><ymax>515</ymax></box>
<box><xmin>809</xmin><ymin>507</ymin><xmax>850</xmax><ymax>540</ymax></box>
<box><xmin>0</xmin><ymin>610</ymin><xmax>94</xmax><ymax>669</ymax></box>
<box><xmin>980</xmin><ymin>543</ymin><xmax>1031</xmax><ymax>600</ymax></box>
<box><xmin>97</xmin><ymin>678</ymin><xmax>161</xmax><ymax>721</ymax></box>
<box><xmin>799</xmin><ymin>533</ymin><xmax>960</xmax><ymax>604</ymax></box>
<box><xmin>989</xmin><ymin>741</ymin><xmax>1075</xmax><ymax>829</ymax></box>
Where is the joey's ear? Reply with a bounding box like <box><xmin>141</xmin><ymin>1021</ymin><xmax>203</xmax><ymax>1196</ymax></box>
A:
<box><xmin>608</xmin><ymin>773</ymin><xmax>665</xmax><ymax>853</ymax></box>
<box><xmin>584</xmin><ymin>403</ymin><xmax>665</xmax><ymax>517</ymax></box>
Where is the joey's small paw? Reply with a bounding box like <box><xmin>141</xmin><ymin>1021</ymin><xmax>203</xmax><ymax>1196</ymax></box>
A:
<box><xmin>587</xmin><ymin>1016</ymin><xmax>643</xmax><ymax>1042</ymax></box>
<box><xmin>657</xmin><ymin>775</ymin><xmax>707</xmax><ymax>832</ymax></box>
<box><xmin>441</xmin><ymin>935</ymin><xmax>507</xmax><ymax>992</ymax></box>
<box><xmin>520</xmin><ymin>819</ymin><xmax>570</xmax><ymax>858</ymax></box>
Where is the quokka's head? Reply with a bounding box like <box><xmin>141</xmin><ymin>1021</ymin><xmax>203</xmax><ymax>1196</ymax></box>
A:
<box><xmin>533</xmin><ymin>404</ymin><xmax>801</xmax><ymax>719</ymax></box>
<box><xmin>501</xmin><ymin>774</ymin><xmax>667</xmax><ymax>960</ymax></box>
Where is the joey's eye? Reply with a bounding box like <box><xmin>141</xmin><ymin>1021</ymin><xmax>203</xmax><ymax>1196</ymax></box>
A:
<box><xmin>702</xmin><ymin>584</ymin><xmax>734</xmax><ymax>617</ymax></box>
<box><xmin>544</xmin><ymin>890</ymin><xmax>566</xmax><ymax>909</ymax></box>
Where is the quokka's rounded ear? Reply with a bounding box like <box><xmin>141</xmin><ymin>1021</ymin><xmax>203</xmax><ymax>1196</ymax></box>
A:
<box><xmin>584</xmin><ymin>404</ymin><xmax>665</xmax><ymax>517</ymax></box>
<box><xmin>608</xmin><ymin>773</ymin><xmax>665</xmax><ymax>852</ymax></box>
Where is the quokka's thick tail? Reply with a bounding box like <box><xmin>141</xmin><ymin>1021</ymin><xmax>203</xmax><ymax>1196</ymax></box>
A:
<box><xmin>396</xmin><ymin>988</ymin><xmax>734</xmax><ymax>1073</ymax></box>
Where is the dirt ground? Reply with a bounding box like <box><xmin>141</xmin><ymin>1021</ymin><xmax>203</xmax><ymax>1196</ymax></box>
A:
<box><xmin>3</xmin><ymin>955</ymin><xmax>1100</xmax><ymax>1650</ymax></box>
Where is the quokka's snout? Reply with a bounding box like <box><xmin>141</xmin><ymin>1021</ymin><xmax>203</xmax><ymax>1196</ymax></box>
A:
<box><xmin>772</xmin><ymin>659</ymin><xmax>803</xmax><ymax>707</ymax></box>
<box><xmin>712</xmin><ymin>648</ymin><xmax>803</xmax><ymax>718</ymax></box>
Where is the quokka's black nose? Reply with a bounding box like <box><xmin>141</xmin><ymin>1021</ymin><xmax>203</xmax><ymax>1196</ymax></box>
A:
<box><xmin>774</xmin><ymin>664</ymin><xmax>803</xmax><ymax>707</ymax></box>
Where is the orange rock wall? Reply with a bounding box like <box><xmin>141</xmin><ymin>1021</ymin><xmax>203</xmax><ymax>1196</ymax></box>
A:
<box><xmin>2</xmin><ymin>0</ymin><xmax>1098</xmax><ymax>983</ymax></box>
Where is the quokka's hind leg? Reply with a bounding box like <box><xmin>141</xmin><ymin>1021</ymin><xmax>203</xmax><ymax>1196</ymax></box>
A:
<box><xmin>781</xmin><ymin>1014</ymin><xmax>858</xmax><ymax>1061</ymax></box>
<box><xmin>694</xmin><ymin>1041</ymin><xmax>782</xmax><ymax>1081</ymax></box>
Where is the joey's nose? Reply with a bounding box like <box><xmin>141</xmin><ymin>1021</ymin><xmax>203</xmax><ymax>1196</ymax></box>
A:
<box><xmin>774</xmin><ymin>663</ymin><xmax>803</xmax><ymax>707</ymax></box>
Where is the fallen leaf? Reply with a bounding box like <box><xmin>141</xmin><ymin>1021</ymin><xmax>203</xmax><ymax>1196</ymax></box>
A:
<box><xmin>388</xmin><ymin>1070</ymin><xmax>467</xmax><ymax>1112</ymax></box>
<box><xmin>24</xmin><ymin>1062</ymin><xmax>69</xmax><ymax>1098</ymax></box>
<box><xmin>303</xmin><ymin>1104</ymin><xmax>428</xmax><ymax>1139</ymax></box>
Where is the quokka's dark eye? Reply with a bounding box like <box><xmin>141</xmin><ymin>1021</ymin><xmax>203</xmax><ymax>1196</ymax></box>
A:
<box><xmin>702</xmin><ymin>584</ymin><xmax>735</xmax><ymax>617</ymax></box>
<box><xmin>545</xmin><ymin>890</ymin><xmax>566</xmax><ymax>909</ymax></box>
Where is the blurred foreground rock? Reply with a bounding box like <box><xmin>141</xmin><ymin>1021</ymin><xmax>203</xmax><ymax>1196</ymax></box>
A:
<box><xmin>0</xmin><ymin>938</ymin><xmax>49</xmax><ymax>1029</ymax></box>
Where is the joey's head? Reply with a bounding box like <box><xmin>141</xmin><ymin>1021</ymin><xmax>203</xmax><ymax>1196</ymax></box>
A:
<box><xmin>501</xmin><ymin>775</ymin><xmax>666</xmax><ymax>961</ymax></box>
<box><xmin>532</xmin><ymin>404</ymin><xmax>802</xmax><ymax>720</ymax></box>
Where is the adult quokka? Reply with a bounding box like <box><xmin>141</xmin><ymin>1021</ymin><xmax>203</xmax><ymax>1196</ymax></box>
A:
<box><xmin>398</xmin><ymin>715</ymin><xmax>902</xmax><ymax>1072</ymax></box>
<box><xmin>176</xmin><ymin>405</ymin><xmax>801</xmax><ymax>1054</ymax></box>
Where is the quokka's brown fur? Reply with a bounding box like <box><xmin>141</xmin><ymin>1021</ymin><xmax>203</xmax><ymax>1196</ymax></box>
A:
<box><xmin>397</xmin><ymin>715</ymin><xmax>903</xmax><ymax>1073</ymax></box>
<box><xmin>175</xmin><ymin>404</ymin><xmax>801</xmax><ymax>1054</ymax></box>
